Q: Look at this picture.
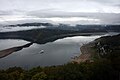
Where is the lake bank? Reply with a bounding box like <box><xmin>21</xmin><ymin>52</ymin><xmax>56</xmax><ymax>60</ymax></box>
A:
<box><xmin>72</xmin><ymin>42</ymin><xmax>95</xmax><ymax>63</ymax></box>
<box><xmin>0</xmin><ymin>43</ymin><xmax>33</xmax><ymax>58</ymax></box>
<box><xmin>73</xmin><ymin>33</ymin><xmax>120</xmax><ymax>63</ymax></box>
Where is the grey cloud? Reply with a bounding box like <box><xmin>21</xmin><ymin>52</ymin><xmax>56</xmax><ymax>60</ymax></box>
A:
<box><xmin>19</xmin><ymin>11</ymin><xmax>120</xmax><ymax>25</ymax></box>
<box><xmin>88</xmin><ymin>0</ymin><xmax>119</xmax><ymax>4</ymax></box>
<box><xmin>0</xmin><ymin>0</ymin><xmax>119</xmax><ymax>25</ymax></box>
<box><xmin>0</xmin><ymin>0</ymin><xmax>119</xmax><ymax>11</ymax></box>
<box><xmin>0</xmin><ymin>9</ymin><xmax>120</xmax><ymax>25</ymax></box>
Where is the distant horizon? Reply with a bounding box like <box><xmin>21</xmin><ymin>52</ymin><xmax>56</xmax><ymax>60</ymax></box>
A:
<box><xmin>4</xmin><ymin>21</ymin><xmax>120</xmax><ymax>26</ymax></box>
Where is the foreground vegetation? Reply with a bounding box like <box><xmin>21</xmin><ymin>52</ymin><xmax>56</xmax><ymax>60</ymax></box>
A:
<box><xmin>0</xmin><ymin>59</ymin><xmax>119</xmax><ymax>80</ymax></box>
<box><xmin>0</xmin><ymin>34</ymin><xmax>120</xmax><ymax>80</ymax></box>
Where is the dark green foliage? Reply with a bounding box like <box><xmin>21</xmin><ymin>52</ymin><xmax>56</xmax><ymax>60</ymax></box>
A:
<box><xmin>0</xmin><ymin>60</ymin><xmax>119</xmax><ymax>80</ymax></box>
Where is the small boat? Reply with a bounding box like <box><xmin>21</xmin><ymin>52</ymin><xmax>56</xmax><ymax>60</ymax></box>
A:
<box><xmin>38</xmin><ymin>50</ymin><xmax>44</xmax><ymax>54</ymax></box>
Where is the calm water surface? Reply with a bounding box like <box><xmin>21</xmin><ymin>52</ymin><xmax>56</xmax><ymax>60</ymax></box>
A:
<box><xmin>0</xmin><ymin>35</ymin><xmax>102</xmax><ymax>69</ymax></box>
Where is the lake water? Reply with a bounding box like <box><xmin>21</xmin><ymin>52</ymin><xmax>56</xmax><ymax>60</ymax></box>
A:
<box><xmin>0</xmin><ymin>35</ymin><xmax>102</xmax><ymax>69</ymax></box>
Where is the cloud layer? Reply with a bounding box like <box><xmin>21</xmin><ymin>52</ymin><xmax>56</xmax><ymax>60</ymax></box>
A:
<box><xmin>0</xmin><ymin>0</ymin><xmax>120</xmax><ymax>25</ymax></box>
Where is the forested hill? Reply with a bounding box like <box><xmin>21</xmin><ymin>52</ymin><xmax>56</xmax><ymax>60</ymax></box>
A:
<box><xmin>7</xmin><ymin>23</ymin><xmax>120</xmax><ymax>32</ymax></box>
<box><xmin>0</xmin><ymin>28</ymin><xmax>78</xmax><ymax>44</ymax></box>
<box><xmin>94</xmin><ymin>34</ymin><xmax>120</xmax><ymax>60</ymax></box>
<box><xmin>95</xmin><ymin>34</ymin><xmax>120</xmax><ymax>45</ymax></box>
<box><xmin>9</xmin><ymin>23</ymin><xmax>53</xmax><ymax>27</ymax></box>
<box><xmin>0</xmin><ymin>28</ymin><xmax>105</xmax><ymax>44</ymax></box>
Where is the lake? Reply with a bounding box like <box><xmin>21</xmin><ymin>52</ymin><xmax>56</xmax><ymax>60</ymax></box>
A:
<box><xmin>0</xmin><ymin>35</ymin><xmax>102</xmax><ymax>69</ymax></box>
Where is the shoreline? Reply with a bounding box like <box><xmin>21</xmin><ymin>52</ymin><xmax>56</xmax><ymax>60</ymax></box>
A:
<box><xmin>0</xmin><ymin>42</ymin><xmax>33</xmax><ymax>58</ymax></box>
<box><xmin>72</xmin><ymin>41</ymin><xmax>95</xmax><ymax>63</ymax></box>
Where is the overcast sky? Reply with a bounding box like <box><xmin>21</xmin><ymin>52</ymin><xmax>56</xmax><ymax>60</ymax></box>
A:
<box><xmin>0</xmin><ymin>0</ymin><xmax>120</xmax><ymax>25</ymax></box>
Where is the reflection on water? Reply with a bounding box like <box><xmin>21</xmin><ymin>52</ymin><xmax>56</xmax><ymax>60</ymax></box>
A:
<box><xmin>0</xmin><ymin>42</ymin><xmax>33</xmax><ymax>58</ymax></box>
<box><xmin>0</xmin><ymin>35</ymin><xmax>101</xmax><ymax>69</ymax></box>
<box><xmin>0</xmin><ymin>39</ymin><xmax>29</xmax><ymax>50</ymax></box>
